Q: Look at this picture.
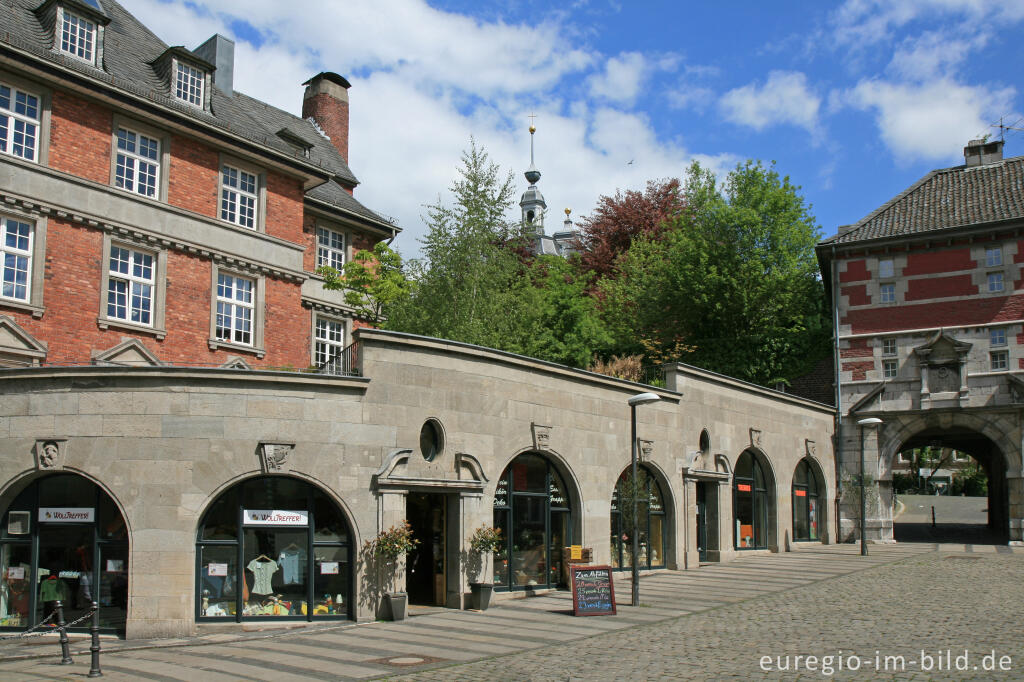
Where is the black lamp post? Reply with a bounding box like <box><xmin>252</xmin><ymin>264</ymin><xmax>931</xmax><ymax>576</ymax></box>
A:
<box><xmin>857</xmin><ymin>417</ymin><xmax>882</xmax><ymax>556</ymax></box>
<box><xmin>628</xmin><ymin>391</ymin><xmax>660</xmax><ymax>606</ymax></box>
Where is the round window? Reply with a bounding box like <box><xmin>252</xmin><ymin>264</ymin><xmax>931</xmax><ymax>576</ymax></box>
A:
<box><xmin>419</xmin><ymin>419</ymin><xmax>443</xmax><ymax>461</ymax></box>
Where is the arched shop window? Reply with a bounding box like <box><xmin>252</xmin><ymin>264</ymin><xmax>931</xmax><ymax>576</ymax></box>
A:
<box><xmin>492</xmin><ymin>453</ymin><xmax>573</xmax><ymax>591</ymax></box>
<box><xmin>734</xmin><ymin>450</ymin><xmax>773</xmax><ymax>549</ymax></box>
<box><xmin>610</xmin><ymin>465</ymin><xmax>667</xmax><ymax>571</ymax></box>
<box><xmin>196</xmin><ymin>477</ymin><xmax>351</xmax><ymax>621</ymax></box>
<box><xmin>792</xmin><ymin>459</ymin><xmax>821</xmax><ymax>541</ymax></box>
<box><xmin>0</xmin><ymin>474</ymin><xmax>128</xmax><ymax>633</ymax></box>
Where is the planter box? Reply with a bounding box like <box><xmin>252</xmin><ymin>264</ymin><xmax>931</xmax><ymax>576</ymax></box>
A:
<box><xmin>385</xmin><ymin>592</ymin><xmax>407</xmax><ymax>621</ymax></box>
<box><xmin>469</xmin><ymin>583</ymin><xmax>493</xmax><ymax>611</ymax></box>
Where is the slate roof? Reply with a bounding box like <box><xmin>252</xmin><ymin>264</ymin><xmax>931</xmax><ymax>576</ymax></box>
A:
<box><xmin>307</xmin><ymin>180</ymin><xmax>393</xmax><ymax>230</ymax></box>
<box><xmin>1</xmin><ymin>0</ymin><xmax>397</xmax><ymax>230</ymax></box>
<box><xmin>821</xmin><ymin>154</ymin><xmax>1024</xmax><ymax>247</ymax></box>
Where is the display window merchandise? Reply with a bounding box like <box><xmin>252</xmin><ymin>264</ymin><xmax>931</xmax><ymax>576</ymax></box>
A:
<box><xmin>609</xmin><ymin>465</ymin><xmax>667</xmax><ymax>571</ymax></box>
<box><xmin>195</xmin><ymin>477</ymin><xmax>351</xmax><ymax>621</ymax></box>
<box><xmin>0</xmin><ymin>474</ymin><xmax>128</xmax><ymax>632</ymax></box>
<box><xmin>792</xmin><ymin>458</ymin><xmax>821</xmax><ymax>542</ymax></box>
<box><xmin>734</xmin><ymin>450</ymin><xmax>773</xmax><ymax>549</ymax></box>
<box><xmin>492</xmin><ymin>453</ymin><xmax>573</xmax><ymax>591</ymax></box>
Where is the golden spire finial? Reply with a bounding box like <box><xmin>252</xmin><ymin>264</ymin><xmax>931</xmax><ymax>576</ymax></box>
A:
<box><xmin>528</xmin><ymin>112</ymin><xmax>537</xmax><ymax>134</ymax></box>
<box><xmin>564</xmin><ymin>208</ymin><xmax>571</xmax><ymax>216</ymax></box>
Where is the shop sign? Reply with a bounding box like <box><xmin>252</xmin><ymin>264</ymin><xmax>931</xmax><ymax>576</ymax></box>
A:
<box><xmin>6</xmin><ymin>567</ymin><xmax>24</xmax><ymax>580</ymax></box>
<box><xmin>106</xmin><ymin>559</ymin><xmax>125</xmax><ymax>573</ymax></box>
<box><xmin>38</xmin><ymin>507</ymin><xmax>95</xmax><ymax>523</ymax></box>
<box><xmin>320</xmin><ymin>562</ymin><xmax>339</xmax><ymax>575</ymax></box>
<box><xmin>795</xmin><ymin>489</ymin><xmax>807</xmax><ymax>497</ymax></box>
<box><xmin>243</xmin><ymin>509</ymin><xmax>308</xmax><ymax>526</ymax></box>
<box><xmin>207</xmin><ymin>563</ymin><xmax>228</xmax><ymax>577</ymax></box>
<box><xmin>737</xmin><ymin>484</ymin><xmax>752</xmax><ymax>492</ymax></box>
<box><xmin>570</xmin><ymin>545</ymin><xmax>583</xmax><ymax>560</ymax></box>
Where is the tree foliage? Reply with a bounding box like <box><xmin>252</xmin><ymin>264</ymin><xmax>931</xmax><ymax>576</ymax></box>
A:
<box><xmin>318</xmin><ymin>241</ymin><xmax>410</xmax><ymax>325</ymax></box>
<box><xmin>600</xmin><ymin>160</ymin><xmax>830</xmax><ymax>385</ymax></box>
<box><xmin>573</xmin><ymin>178</ymin><xmax>685</xmax><ymax>281</ymax></box>
<box><xmin>385</xmin><ymin>140</ymin><xmax>533</xmax><ymax>349</ymax></box>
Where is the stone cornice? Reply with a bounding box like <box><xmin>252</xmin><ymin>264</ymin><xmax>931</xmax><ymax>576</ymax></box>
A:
<box><xmin>0</xmin><ymin>365</ymin><xmax>370</xmax><ymax>390</ymax></box>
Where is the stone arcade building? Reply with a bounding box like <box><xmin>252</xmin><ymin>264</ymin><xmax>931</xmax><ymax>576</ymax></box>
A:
<box><xmin>819</xmin><ymin>139</ymin><xmax>1024</xmax><ymax>546</ymax></box>
<box><xmin>0</xmin><ymin>0</ymin><xmax>836</xmax><ymax>639</ymax></box>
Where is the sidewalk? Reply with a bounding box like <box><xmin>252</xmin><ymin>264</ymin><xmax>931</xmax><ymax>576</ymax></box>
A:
<box><xmin>0</xmin><ymin>544</ymin><xmax>948</xmax><ymax>680</ymax></box>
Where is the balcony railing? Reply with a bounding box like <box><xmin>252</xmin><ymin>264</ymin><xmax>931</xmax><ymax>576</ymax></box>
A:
<box><xmin>316</xmin><ymin>341</ymin><xmax>360</xmax><ymax>377</ymax></box>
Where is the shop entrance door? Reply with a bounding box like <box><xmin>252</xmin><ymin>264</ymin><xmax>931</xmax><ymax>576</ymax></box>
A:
<box><xmin>37</xmin><ymin>524</ymin><xmax>93</xmax><ymax>627</ymax></box>
<box><xmin>406</xmin><ymin>493</ymin><xmax>446</xmax><ymax>606</ymax></box>
<box><xmin>696</xmin><ymin>482</ymin><xmax>708</xmax><ymax>562</ymax></box>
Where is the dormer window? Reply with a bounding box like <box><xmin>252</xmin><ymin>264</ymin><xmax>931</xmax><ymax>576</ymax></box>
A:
<box><xmin>59</xmin><ymin>8</ymin><xmax>96</xmax><ymax>63</ymax></box>
<box><xmin>174</xmin><ymin>61</ymin><xmax>205</xmax><ymax>107</ymax></box>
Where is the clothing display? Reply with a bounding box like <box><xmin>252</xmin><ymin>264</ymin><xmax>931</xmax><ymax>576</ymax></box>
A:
<box><xmin>246</xmin><ymin>558</ymin><xmax>278</xmax><ymax>595</ymax></box>
<box><xmin>39</xmin><ymin>576</ymin><xmax>70</xmax><ymax>603</ymax></box>
<box><xmin>278</xmin><ymin>548</ymin><xmax>302</xmax><ymax>585</ymax></box>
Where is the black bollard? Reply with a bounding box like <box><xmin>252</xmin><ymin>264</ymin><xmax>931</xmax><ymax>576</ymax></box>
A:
<box><xmin>932</xmin><ymin>505</ymin><xmax>936</xmax><ymax>528</ymax></box>
<box><xmin>55</xmin><ymin>600</ymin><xmax>73</xmax><ymax>665</ymax></box>
<box><xmin>88</xmin><ymin>601</ymin><xmax>102</xmax><ymax>677</ymax></box>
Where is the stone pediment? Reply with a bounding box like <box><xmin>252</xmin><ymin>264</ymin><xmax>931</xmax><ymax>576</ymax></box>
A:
<box><xmin>373</xmin><ymin>448</ymin><xmax>487</xmax><ymax>493</ymax></box>
<box><xmin>92</xmin><ymin>338</ymin><xmax>163</xmax><ymax>366</ymax></box>
<box><xmin>913</xmin><ymin>330</ymin><xmax>971</xmax><ymax>364</ymax></box>
<box><xmin>0</xmin><ymin>315</ymin><xmax>47</xmax><ymax>365</ymax></box>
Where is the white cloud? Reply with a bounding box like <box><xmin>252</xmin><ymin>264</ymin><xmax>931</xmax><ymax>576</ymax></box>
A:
<box><xmin>887</xmin><ymin>30</ymin><xmax>986</xmax><ymax>80</ymax></box>
<box><xmin>719</xmin><ymin>71</ymin><xmax>821</xmax><ymax>134</ymax></box>
<box><xmin>844</xmin><ymin>78</ymin><xmax>1017</xmax><ymax>162</ymax></box>
<box><xmin>832</xmin><ymin>0</ymin><xmax>1024</xmax><ymax>47</ymax></box>
<box><xmin>665</xmin><ymin>85</ymin><xmax>715</xmax><ymax>112</ymax></box>
<box><xmin>588</xmin><ymin>52</ymin><xmax>649</xmax><ymax>104</ymax></box>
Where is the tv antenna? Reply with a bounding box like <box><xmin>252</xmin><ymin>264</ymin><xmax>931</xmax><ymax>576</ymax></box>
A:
<box><xmin>989</xmin><ymin>116</ymin><xmax>1024</xmax><ymax>142</ymax></box>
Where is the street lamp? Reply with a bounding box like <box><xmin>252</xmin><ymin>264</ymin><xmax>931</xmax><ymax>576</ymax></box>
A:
<box><xmin>628</xmin><ymin>391</ymin><xmax>660</xmax><ymax>606</ymax></box>
<box><xmin>857</xmin><ymin>417</ymin><xmax>882</xmax><ymax>556</ymax></box>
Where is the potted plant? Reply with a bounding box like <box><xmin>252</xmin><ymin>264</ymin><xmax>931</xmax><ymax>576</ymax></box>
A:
<box><xmin>365</xmin><ymin>521</ymin><xmax>419</xmax><ymax>621</ymax></box>
<box><xmin>468</xmin><ymin>524</ymin><xmax>502</xmax><ymax>610</ymax></box>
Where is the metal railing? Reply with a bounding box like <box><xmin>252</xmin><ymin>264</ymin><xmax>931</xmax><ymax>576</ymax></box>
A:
<box><xmin>0</xmin><ymin>600</ymin><xmax>102</xmax><ymax>676</ymax></box>
<box><xmin>317</xmin><ymin>341</ymin><xmax>361</xmax><ymax>377</ymax></box>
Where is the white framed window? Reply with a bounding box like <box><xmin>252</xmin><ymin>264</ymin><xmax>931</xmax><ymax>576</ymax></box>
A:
<box><xmin>115</xmin><ymin>127</ymin><xmax>160</xmax><ymax>198</ymax></box>
<box><xmin>59</xmin><ymin>9</ymin><xmax>96</xmax><ymax>64</ymax></box>
<box><xmin>991</xmin><ymin>350</ymin><xmax>1008</xmax><ymax>372</ymax></box>
<box><xmin>174</xmin><ymin>61</ymin><xmax>204</xmax><ymax>107</ymax></box>
<box><xmin>882</xmin><ymin>359</ymin><xmax>898</xmax><ymax>379</ymax></box>
<box><xmin>0</xmin><ymin>82</ymin><xmax>40</xmax><ymax>161</ymax></box>
<box><xmin>220</xmin><ymin>164</ymin><xmax>259</xmax><ymax>229</ymax></box>
<box><xmin>314</xmin><ymin>315</ymin><xmax>346</xmax><ymax>367</ymax></box>
<box><xmin>215</xmin><ymin>273</ymin><xmax>254</xmax><ymax>346</ymax></box>
<box><xmin>316</xmin><ymin>226</ymin><xmax>346</xmax><ymax>270</ymax></box>
<box><xmin>1</xmin><ymin>215</ymin><xmax>32</xmax><ymax>302</ymax></box>
<box><xmin>882</xmin><ymin>338</ymin><xmax>897</xmax><ymax>356</ymax></box>
<box><xmin>985</xmin><ymin>247</ymin><xmax>1003</xmax><ymax>268</ymax></box>
<box><xmin>953</xmin><ymin>451</ymin><xmax>969</xmax><ymax>462</ymax></box>
<box><xmin>991</xmin><ymin>328</ymin><xmax>1007</xmax><ymax>347</ymax></box>
<box><xmin>106</xmin><ymin>245</ymin><xmax>154</xmax><ymax>326</ymax></box>
<box><xmin>988</xmin><ymin>272</ymin><xmax>1004</xmax><ymax>293</ymax></box>
<box><xmin>878</xmin><ymin>259</ymin><xmax>894</xmax><ymax>279</ymax></box>
<box><xmin>879</xmin><ymin>283</ymin><xmax>895</xmax><ymax>303</ymax></box>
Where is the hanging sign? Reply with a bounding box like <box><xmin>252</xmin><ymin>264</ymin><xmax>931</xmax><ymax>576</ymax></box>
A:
<box><xmin>571</xmin><ymin>565</ymin><xmax>617</xmax><ymax>617</ymax></box>
<box><xmin>320</xmin><ymin>562</ymin><xmax>339</xmax><ymax>575</ymax></box>
<box><xmin>38</xmin><ymin>507</ymin><xmax>95</xmax><ymax>523</ymax></box>
<box><xmin>243</xmin><ymin>509</ymin><xmax>308</xmax><ymax>526</ymax></box>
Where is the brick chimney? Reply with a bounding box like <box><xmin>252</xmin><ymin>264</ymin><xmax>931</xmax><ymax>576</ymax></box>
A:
<box><xmin>964</xmin><ymin>138</ymin><xmax>1004</xmax><ymax>167</ymax></box>
<box><xmin>302</xmin><ymin>72</ymin><xmax>351</xmax><ymax>163</ymax></box>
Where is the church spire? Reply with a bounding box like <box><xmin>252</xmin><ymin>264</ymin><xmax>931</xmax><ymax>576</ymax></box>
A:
<box><xmin>520</xmin><ymin>116</ymin><xmax>546</xmax><ymax>232</ymax></box>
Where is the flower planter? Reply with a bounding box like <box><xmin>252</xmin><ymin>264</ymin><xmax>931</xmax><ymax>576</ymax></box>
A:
<box><xmin>469</xmin><ymin>582</ymin><xmax>493</xmax><ymax>611</ymax></box>
<box><xmin>385</xmin><ymin>592</ymin><xmax>407</xmax><ymax>621</ymax></box>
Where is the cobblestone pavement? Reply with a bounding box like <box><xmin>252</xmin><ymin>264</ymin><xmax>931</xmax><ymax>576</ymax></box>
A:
<box><xmin>2</xmin><ymin>543</ymin><xmax>1019</xmax><ymax>680</ymax></box>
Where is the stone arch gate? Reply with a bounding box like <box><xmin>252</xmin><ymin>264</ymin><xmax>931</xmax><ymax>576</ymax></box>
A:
<box><xmin>842</xmin><ymin>408</ymin><xmax>1023</xmax><ymax>544</ymax></box>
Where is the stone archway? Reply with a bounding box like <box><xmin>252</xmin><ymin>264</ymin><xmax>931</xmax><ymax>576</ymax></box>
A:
<box><xmin>854</xmin><ymin>410</ymin><xmax>1021</xmax><ymax>544</ymax></box>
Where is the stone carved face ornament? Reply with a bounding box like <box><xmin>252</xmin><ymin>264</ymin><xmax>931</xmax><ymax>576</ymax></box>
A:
<box><xmin>39</xmin><ymin>441</ymin><xmax>59</xmax><ymax>468</ymax></box>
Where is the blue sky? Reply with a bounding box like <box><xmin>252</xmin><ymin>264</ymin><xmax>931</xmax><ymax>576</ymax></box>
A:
<box><xmin>130</xmin><ymin>0</ymin><xmax>1024</xmax><ymax>254</ymax></box>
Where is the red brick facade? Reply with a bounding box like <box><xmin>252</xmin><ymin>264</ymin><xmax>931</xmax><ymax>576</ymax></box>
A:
<box><xmin>1</xmin><ymin>66</ymin><xmax>387</xmax><ymax>370</ymax></box>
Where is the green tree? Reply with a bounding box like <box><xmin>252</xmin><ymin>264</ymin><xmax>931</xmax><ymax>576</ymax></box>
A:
<box><xmin>517</xmin><ymin>255</ymin><xmax>613</xmax><ymax>368</ymax></box>
<box><xmin>386</xmin><ymin>139</ymin><xmax>533</xmax><ymax>349</ymax></box>
<box><xmin>317</xmin><ymin>241</ymin><xmax>410</xmax><ymax>325</ymax></box>
<box><xmin>600</xmin><ymin>160</ymin><xmax>830</xmax><ymax>386</ymax></box>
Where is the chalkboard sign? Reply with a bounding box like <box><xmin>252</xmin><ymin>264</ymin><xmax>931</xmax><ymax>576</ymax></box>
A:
<box><xmin>570</xmin><ymin>565</ymin><xmax>616</xmax><ymax>616</ymax></box>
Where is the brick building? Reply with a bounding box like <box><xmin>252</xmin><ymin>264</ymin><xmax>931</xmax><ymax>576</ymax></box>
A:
<box><xmin>818</xmin><ymin>139</ymin><xmax>1024</xmax><ymax>545</ymax></box>
<box><xmin>0</xmin><ymin>0</ymin><xmax>397</xmax><ymax>372</ymax></box>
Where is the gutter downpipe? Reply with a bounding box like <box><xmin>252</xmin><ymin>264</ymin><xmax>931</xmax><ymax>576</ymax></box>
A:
<box><xmin>831</xmin><ymin>244</ymin><xmax>843</xmax><ymax>545</ymax></box>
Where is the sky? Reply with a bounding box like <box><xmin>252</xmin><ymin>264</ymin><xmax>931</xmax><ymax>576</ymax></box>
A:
<box><xmin>127</xmin><ymin>0</ymin><xmax>1024</xmax><ymax>257</ymax></box>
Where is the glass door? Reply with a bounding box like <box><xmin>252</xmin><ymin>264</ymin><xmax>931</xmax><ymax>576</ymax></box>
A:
<box><xmin>37</xmin><ymin>524</ymin><xmax>93</xmax><ymax>628</ymax></box>
<box><xmin>510</xmin><ymin>496</ymin><xmax>546</xmax><ymax>587</ymax></box>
